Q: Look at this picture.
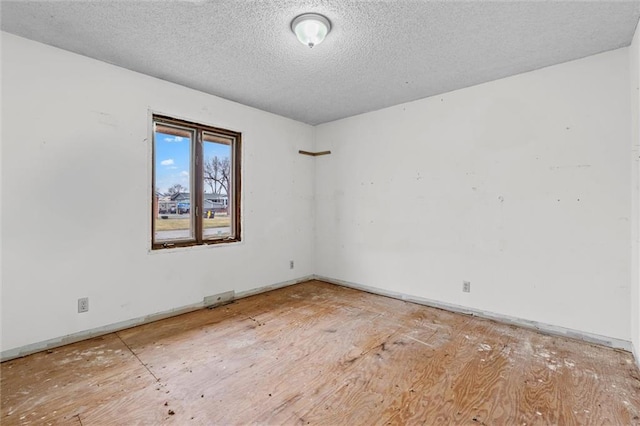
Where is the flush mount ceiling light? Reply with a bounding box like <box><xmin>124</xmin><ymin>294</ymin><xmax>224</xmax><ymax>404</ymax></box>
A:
<box><xmin>291</xmin><ymin>13</ymin><xmax>331</xmax><ymax>48</ymax></box>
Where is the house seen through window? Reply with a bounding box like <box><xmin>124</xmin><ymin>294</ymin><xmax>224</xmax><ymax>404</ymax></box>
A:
<box><xmin>152</xmin><ymin>115</ymin><xmax>241</xmax><ymax>249</ymax></box>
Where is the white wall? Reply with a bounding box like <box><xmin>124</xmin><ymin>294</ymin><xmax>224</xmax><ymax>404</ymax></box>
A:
<box><xmin>2</xmin><ymin>30</ymin><xmax>637</xmax><ymax>357</ymax></box>
<box><xmin>631</xmin><ymin>21</ymin><xmax>640</xmax><ymax>361</ymax></box>
<box><xmin>315</xmin><ymin>49</ymin><xmax>631</xmax><ymax>341</ymax></box>
<box><xmin>1</xmin><ymin>33</ymin><xmax>315</xmax><ymax>355</ymax></box>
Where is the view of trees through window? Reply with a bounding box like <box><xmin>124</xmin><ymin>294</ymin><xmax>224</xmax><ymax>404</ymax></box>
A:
<box><xmin>152</xmin><ymin>116</ymin><xmax>240</xmax><ymax>248</ymax></box>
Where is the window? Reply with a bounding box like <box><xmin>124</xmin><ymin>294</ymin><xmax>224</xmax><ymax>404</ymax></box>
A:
<box><xmin>152</xmin><ymin>114</ymin><xmax>241</xmax><ymax>249</ymax></box>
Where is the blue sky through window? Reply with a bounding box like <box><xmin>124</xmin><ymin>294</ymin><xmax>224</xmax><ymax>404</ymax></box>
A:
<box><xmin>155</xmin><ymin>132</ymin><xmax>230</xmax><ymax>194</ymax></box>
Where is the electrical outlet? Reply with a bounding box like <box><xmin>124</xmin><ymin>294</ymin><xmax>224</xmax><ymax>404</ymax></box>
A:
<box><xmin>463</xmin><ymin>281</ymin><xmax>471</xmax><ymax>293</ymax></box>
<box><xmin>289</xmin><ymin>260</ymin><xmax>294</xmax><ymax>269</ymax></box>
<box><xmin>78</xmin><ymin>297</ymin><xmax>89</xmax><ymax>313</ymax></box>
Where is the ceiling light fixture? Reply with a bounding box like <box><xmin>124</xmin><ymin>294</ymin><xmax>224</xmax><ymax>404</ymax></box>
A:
<box><xmin>291</xmin><ymin>13</ymin><xmax>331</xmax><ymax>48</ymax></box>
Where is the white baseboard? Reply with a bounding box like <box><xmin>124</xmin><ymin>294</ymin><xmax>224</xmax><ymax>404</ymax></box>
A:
<box><xmin>1</xmin><ymin>275</ymin><xmax>314</xmax><ymax>362</ymax></box>
<box><xmin>3</xmin><ymin>274</ymin><xmax>634</xmax><ymax>362</ymax></box>
<box><xmin>314</xmin><ymin>275</ymin><xmax>634</xmax><ymax>353</ymax></box>
<box><xmin>235</xmin><ymin>275</ymin><xmax>313</xmax><ymax>299</ymax></box>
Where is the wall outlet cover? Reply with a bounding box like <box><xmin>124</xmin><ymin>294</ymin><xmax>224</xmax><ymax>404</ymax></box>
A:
<box><xmin>78</xmin><ymin>297</ymin><xmax>89</xmax><ymax>313</ymax></box>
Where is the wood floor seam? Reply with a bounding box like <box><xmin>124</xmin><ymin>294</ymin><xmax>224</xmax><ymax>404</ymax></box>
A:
<box><xmin>115</xmin><ymin>331</ymin><xmax>161</xmax><ymax>384</ymax></box>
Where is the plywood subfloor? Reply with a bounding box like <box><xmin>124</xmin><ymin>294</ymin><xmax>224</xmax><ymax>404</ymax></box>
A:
<box><xmin>2</xmin><ymin>280</ymin><xmax>639</xmax><ymax>425</ymax></box>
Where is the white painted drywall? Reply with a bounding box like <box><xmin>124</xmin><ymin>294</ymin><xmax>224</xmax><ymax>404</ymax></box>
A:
<box><xmin>631</xmin><ymin>20</ymin><xmax>640</xmax><ymax>361</ymax></box>
<box><xmin>315</xmin><ymin>49</ymin><xmax>631</xmax><ymax>341</ymax></box>
<box><xmin>1</xmin><ymin>32</ymin><xmax>315</xmax><ymax>354</ymax></box>
<box><xmin>2</xmin><ymin>30</ymin><xmax>637</xmax><ymax>357</ymax></box>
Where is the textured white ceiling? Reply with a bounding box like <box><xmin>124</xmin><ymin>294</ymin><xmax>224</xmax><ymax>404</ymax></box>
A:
<box><xmin>2</xmin><ymin>1</ymin><xmax>640</xmax><ymax>125</ymax></box>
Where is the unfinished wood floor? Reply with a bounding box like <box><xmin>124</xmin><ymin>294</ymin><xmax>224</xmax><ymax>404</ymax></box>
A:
<box><xmin>2</xmin><ymin>280</ymin><xmax>640</xmax><ymax>425</ymax></box>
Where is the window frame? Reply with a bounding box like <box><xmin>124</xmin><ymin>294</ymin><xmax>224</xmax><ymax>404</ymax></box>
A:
<box><xmin>151</xmin><ymin>114</ymin><xmax>241</xmax><ymax>250</ymax></box>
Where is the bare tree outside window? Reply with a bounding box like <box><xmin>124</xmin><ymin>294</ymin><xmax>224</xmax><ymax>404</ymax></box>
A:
<box><xmin>168</xmin><ymin>183</ymin><xmax>186</xmax><ymax>195</ymax></box>
<box><xmin>204</xmin><ymin>157</ymin><xmax>230</xmax><ymax>197</ymax></box>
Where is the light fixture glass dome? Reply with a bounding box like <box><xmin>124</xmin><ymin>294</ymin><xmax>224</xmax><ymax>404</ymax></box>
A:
<box><xmin>291</xmin><ymin>13</ymin><xmax>331</xmax><ymax>48</ymax></box>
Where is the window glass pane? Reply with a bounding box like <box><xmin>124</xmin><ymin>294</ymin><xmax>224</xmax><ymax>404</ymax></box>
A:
<box><xmin>203</xmin><ymin>133</ymin><xmax>233</xmax><ymax>239</ymax></box>
<box><xmin>154</xmin><ymin>124</ymin><xmax>194</xmax><ymax>242</ymax></box>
